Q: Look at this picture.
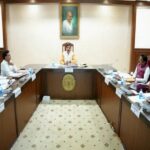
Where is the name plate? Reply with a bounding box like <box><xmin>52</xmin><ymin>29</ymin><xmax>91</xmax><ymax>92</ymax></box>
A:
<box><xmin>65</xmin><ymin>68</ymin><xmax>73</xmax><ymax>73</ymax></box>
<box><xmin>13</xmin><ymin>87</ymin><xmax>21</xmax><ymax>98</ymax></box>
<box><xmin>0</xmin><ymin>102</ymin><xmax>5</xmax><ymax>113</ymax></box>
<box><xmin>131</xmin><ymin>103</ymin><xmax>141</xmax><ymax>118</ymax></box>
<box><xmin>115</xmin><ymin>88</ymin><xmax>124</xmax><ymax>98</ymax></box>
<box><xmin>104</xmin><ymin>77</ymin><xmax>110</xmax><ymax>85</ymax></box>
<box><xmin>31</xmin><ymin>74</ymin><xmax>36</xmax><ymax>81</ymax></box>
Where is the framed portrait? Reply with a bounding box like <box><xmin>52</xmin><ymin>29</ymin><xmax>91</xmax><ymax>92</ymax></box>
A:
<box><xmin>60</xmin><ymin>3</ymin><xmax>79</xmax><ymax>39</ymax></box>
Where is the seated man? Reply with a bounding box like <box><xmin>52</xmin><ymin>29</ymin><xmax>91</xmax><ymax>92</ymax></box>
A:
<box><xmin>133</xmin><ymin>54</ymin><xmax>150</xmax><ymax>83</ymax></box>
<box><xmin>136</xmin><ymin>56</ymin><xmax>150</xmax><ymax>92</ymax></box>
<box><xmin>1</xmin><ymin>50</ymin><xmax>27</xmax><ymax>77</ymax></box>
<box><xmin>60</xmin><ymin>43</ymin><xmax>77</xmax><ymax>65</ymax></box>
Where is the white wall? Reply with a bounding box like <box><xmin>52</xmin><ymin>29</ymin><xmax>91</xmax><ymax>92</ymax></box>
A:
<box><xmin>6</xmin><ymin>3</ymin><xmax>132</xmax><ymax>71</ymax></box>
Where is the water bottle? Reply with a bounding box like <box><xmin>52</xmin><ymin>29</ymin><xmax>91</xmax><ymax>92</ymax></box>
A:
<box><xmin>28</xmin><ymin>68</ymin><xmax>33</xmax><ymax>76</ymax></box>
<box><xmin>121</xmin><ymin>76</ymin><xmax>125</xmax><ymax>86</ymax></box>
<box><xmin>51</xmin><ymin>61</ymin><xmax>55</xmax><ymax>68</ymax></box>
<box><xmin>139</xmin><ymin>90</ymin><xmax>144</xmax><ymax>99</ymax></box>
<box><xmin>111</xmin><ymin>72</ymin><xmax>115</xmax><ymax>78</ymax></box>
<box><xmin>0</xmin><ymin>84</ymin><xmax>4</xmax><ymax>97</ymax></box>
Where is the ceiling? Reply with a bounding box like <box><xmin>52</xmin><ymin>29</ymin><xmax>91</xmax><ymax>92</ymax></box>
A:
<box><xmin>3</xmin><ymin>0</ymin><xmax>150</xmax><ymax>4</ymax></box>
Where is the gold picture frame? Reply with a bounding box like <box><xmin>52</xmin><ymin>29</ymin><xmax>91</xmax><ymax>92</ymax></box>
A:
<box><xmin>60</xmin><ymin>3</ymin><xmax>79</xmax><ymax>39</ymax></box>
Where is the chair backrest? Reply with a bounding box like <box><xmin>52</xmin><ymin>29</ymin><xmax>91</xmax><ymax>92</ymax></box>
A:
<box><xmin>62</xmin><ymin>42</ymin><xmax>74</xmax><ymax>52</ymax></box>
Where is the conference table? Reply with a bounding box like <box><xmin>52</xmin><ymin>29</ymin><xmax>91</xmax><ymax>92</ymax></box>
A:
<box><xmin>0</xmin><ymin>64</ymin><xmax>149</xmax><ymax>150</ymax></box>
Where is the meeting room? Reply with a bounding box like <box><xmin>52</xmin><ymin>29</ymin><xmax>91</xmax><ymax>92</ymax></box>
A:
<box><xmin>0</xmin><ymin>0</ymin><xmax>150</xmax><ymax>150</ymax></box>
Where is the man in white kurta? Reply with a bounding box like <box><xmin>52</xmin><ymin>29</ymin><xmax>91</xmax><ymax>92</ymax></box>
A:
<box><xmin>1</xmin><ymin>50</ymin><xmax>18</xmax><ymax>76</ymax></box>
<box><xmin>1</xmin><ymin>59</ymin><xmax>17</xmax><ymax>76</ymax></box>
<box><xmin>60</xmin><ymin>43</ymin><xmax>77</xmax><ymax>65</ymax></box>
<box><xmin>1</xmin><ymin>50</ymin><xmax>28</xmax><ymax>77</ymax></box>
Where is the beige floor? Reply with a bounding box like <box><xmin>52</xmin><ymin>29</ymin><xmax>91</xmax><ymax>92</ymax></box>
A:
<box><xmin>11</xmin><ymin>100</ymin><xmax>124</xmax><ymax>150</ymax></box>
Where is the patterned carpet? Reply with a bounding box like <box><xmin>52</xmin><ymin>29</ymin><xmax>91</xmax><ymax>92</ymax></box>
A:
<box><xmin>11</xmin><ymin>100</ymin><xmax>124</xmax><ymax>150</ymax></box>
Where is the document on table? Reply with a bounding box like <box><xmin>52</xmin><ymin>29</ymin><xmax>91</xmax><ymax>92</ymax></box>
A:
<box><xmin>0</xmin><ymin>79</ymin><xmax>9</xmax><ymax>90</ymax></box>
<box><xmin>10</xmin><ymin>72</ymin><xmax>27</xmax><ymax>78</ymax></box>
<box><xmin>128</xmin><ymin>93</ymin><xmax>150</xmax><ymax>103</ymax></box>
<box><xmin>117</xmin><ymin>72</ymin><xmax>132</xmax><ymax>79</ymax></box>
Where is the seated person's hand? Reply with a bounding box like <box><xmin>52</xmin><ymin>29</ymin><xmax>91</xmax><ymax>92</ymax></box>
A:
<box><xmin>65</xmin><ymin>61</ymin><xmax>71</xmax><ymax>65</ymax></box>
<box><xmin>8</xmin><ymin>62</ymin><xmax>14</xmax><ymax>66</ymax></box>
<box><xmin>146</xmin><ymin>81</ymin><xmax>150</xmax><ymax>86</ymax></box>
<box><xmin>136</xmin><ymin>83</ymin><xmax>149</xmax><ymax>92</ymax></box>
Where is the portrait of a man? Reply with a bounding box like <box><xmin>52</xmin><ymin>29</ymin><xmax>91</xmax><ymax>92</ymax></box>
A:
<box><xmin>60</xmin><ymin>4</ymin><xmax>79</xmax><ymax>39</ymax></box>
